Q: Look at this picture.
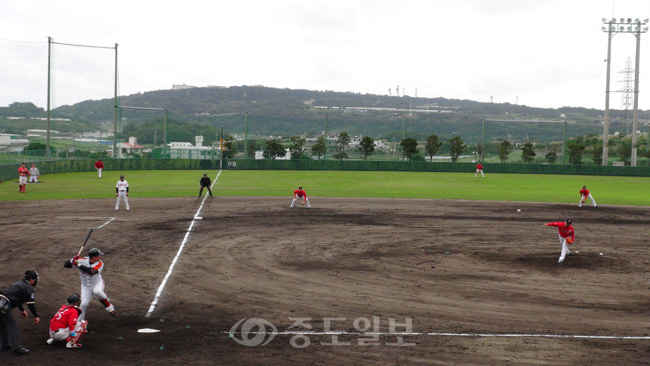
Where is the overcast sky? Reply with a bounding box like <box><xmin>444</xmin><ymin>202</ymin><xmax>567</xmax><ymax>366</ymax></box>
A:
<box><xmin>1</xmin><ymin>0</ymin><xmax>649</xmax><ymax>111</ymax></box>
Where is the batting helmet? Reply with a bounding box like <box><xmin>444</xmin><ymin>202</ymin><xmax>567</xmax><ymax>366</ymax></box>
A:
<box><xmin>89</xmin><ymin>248</ymin><xmax>104</xmax><ymax>257</ymax></box>
<box><xmin>67</xmin><ymin>293</ymin><xmax>81</xmax><ymax>305</ymax></box>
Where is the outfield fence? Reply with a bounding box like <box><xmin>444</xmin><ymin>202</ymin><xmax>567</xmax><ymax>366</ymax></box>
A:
<box><xmin>1</xmin><ymin>158</ymin><xmax>649</xmax><ymax>182</ymax></box>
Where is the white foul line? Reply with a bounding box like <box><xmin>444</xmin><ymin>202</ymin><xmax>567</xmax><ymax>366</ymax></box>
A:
<box><xmin>224</xmin><ymin>331</ymin><xmax>650</xmax><ymax>340</ymax></box>
<box><xmin>97</xmin><ymin>217</ymin><xmax>116</xmax><ymax>229</ymax></box>
<box><xmin>146</xmin><ymin>170</ymin><xmax>222</xmax><ymax>318</ymax></box>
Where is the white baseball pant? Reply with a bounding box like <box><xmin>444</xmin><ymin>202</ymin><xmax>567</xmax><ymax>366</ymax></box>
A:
<box><xmin>557</xmin><ymin>235</ymin><xmax>572</xmax><ymax>263</ymax></box>
<box><xmin>291</xmin><ymin>196</ymin><xmax>310</xmax><ymax>208</ymax></box>
<box><xmin>579</xmin><ymin>194</ymin><xmax>597</xmax><ymax>207</ymax></box>
<box><xmin>49</xmin><ymin>320</ymin><xmax>87</xmax><ymax>342</ymax></box>
<box><xmin>115</xmin><ymin>191</ymin><xmax>130</xmax><ymax>210</ymax></box>
<box><xmin>79</xmin><ymin>280</ymin><xmax>114</xmax><ymax>321</ymax></box>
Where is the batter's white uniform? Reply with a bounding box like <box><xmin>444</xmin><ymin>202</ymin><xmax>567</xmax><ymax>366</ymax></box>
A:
<box><xmin>115</xmin><ymin>179</ymin><xmax>130</xmax><ymax>211</ymax></box>
<box><xmin>73</xmin><ymin>257</ymin><xmax>114</xmax><ymax>322</ymax></box>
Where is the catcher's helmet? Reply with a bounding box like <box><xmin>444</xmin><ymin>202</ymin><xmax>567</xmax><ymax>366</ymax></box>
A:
<box><xmin>67</xmin><ymin>293</ymin><xmax>81</xmax><ymax>305</ymax></box>
<box><xmin>89</xmin><ymin>248</ymin><xmax>104</xmax><ymax>257</ymax></box>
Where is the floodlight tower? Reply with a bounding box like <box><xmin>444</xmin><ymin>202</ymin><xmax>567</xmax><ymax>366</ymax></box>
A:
<box><xmin>619</xmin><ymin>57</ymin><xmax>634</xmax><ymax>134</ymax></box>
<box><xmin>601</xmin><ymin>17</ymin><xmax>648</xmax><ymax>166</ymax></box>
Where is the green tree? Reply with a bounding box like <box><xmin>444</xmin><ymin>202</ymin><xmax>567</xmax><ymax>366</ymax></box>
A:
<box><xmin>288</xmin><ymin>135</ymin><xmax>307</xmax><ymax>160</ymax></box>
<box><xmin>425</xmin><ymin>134</ymin><xmax>443</xmax><ymax>161</ymax></box>
<box><xmin>545</xmin><ymin>151</ymin><xmax>558</xmax><ymax>164</ymax></box>
<box><xmin>333</xmin><ymin>132</ymin><xmax>351</xmax><ymax>160</ymax></box>
<box><xmin>449</xmin><ymin>136</ymin><xmax>467</xmax><ymax>162</ymax></box>
<box><xmin>497</xmin><ymin>140</ymin><xmax>513</xmax><ymax>162</ymax></box>
<box><xmin>567</xmin><ymin>141</ymin><xmax>585</xmax><ymax>165</ymax></box>
<box><xmin>222</xmin><ymin>135</ymin><xmax>236</xmax><ymax>159</ymax></box>
<box><xmin>311</xmin><ymin>136</ymin><xmax>327</xmax><ymax>160</ymax></box>
<box><xmin>262</xmin><ymin>139</ymin><xmax>286</xmax><ymax>159</ymax></box>
<box><xmin>591</xmin><ymin>143</ymin><xmax>603</xmax><ymax>165</ymax></box>
<box><xmin>520</xmin><ymin>142</ymin><xmax>536</xmax><ymax>163</ymax></box>
<box><xmin>400</xmin><ymin>138</ymin><xmax>419</xmax><ymax>161</ymax></box>
<box><xmin>358</xmin><ymin>136</ymin><xmax>376</xmax><ymax>160</ymax></box>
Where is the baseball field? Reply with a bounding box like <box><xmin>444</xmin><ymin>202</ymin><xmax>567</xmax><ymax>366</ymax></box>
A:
<box><xmin>0</xmin><ymin>170</ymin><xmax>648</xmax><ymax>365</ymax></box>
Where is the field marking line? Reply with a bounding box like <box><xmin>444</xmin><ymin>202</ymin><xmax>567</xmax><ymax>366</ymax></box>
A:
<box><xmin>224</xmin><ymin>331</ymin><xmax>650</xmax><ymax>340</ymax></box>
<box><xmin>146</xmin><ymin>170</ymin><xmax>222</xmax><ymax>318</ymax></box>
<box><xmin>97</xmin><ymin>217</ymin><xmax>116</xmax><ymax>229</ymax></box>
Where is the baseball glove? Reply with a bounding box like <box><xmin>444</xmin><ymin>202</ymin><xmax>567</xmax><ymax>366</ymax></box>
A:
<box><xmin>566</xmin><ymin>238</ymin><xmax>574</xmax><ymax>244</ymax></box>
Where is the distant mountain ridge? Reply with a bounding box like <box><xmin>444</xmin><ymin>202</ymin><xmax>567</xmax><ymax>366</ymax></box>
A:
<box><xmin>1</xmin><ymin>86</ymin><xmax>646</xmax><ymax>143</ymax></box>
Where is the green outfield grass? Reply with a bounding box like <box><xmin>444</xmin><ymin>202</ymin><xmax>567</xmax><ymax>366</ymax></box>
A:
<box><xmin>1</xmin><ymin>170</ymin><xmax>648</xmax><ymax>206</ymax></box>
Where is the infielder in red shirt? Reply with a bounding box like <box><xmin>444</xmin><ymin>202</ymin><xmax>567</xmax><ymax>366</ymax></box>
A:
<box><xmin>47</xmin><ymin>293</ymin><xmax>88</xmax><ymax>348</ymax></box>
<box><xmin>545</xmin><ymin>219</ymin><xmax>575</xmax><ymax>263</ymax></box>
<box><xmin>475</xmin><ymin>163</ymin><xmax>484</xmax><ymax>177</ymax></box>
<box><xmin>18</xmin><ymin>162</ymin><xmax>29</xmax><ymax>193</ymax></box>
<box><xmin>579</xmin><ymin>186</ymin><xmax>597</xmax><ymax>208</ymax></box>
<box><xmin>290</xmin><ymin>186</ymin><xmax>311</xmax><ymax>209</ymax></box>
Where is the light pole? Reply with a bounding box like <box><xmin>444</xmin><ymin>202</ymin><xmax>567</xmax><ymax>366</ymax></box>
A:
<box><xmin>601</xmin><ymin>17</ymin><xmax>648</xmax><ymax>166</ymax></box>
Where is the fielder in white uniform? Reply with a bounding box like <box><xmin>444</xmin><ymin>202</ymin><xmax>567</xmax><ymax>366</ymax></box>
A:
<box><xmin>63</xmin><ymin>248</ymin><xmax>115</xmax><ymax>321</ymax></box>
<box><xmin>28</xmin><ymin>164</ymin><xmax>39</xmax><ymax>183</ymax></box>
<box><xmin>115</xmin><ymin>175</ymin><xmax>130</xmax><ymax>212</ymax></box>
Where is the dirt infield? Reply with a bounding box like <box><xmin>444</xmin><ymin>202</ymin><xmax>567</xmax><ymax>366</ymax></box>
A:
<box><xmin>0</xmin><ymin>197</ymin><xmax>648</xmax><ymax>365</ymax></box>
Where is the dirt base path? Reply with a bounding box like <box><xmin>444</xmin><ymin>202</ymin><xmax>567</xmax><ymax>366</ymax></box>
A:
<box><xmin>0</xmin><ymin>197</ymin><xmax>648</xmax><ymax>365</ymax></box>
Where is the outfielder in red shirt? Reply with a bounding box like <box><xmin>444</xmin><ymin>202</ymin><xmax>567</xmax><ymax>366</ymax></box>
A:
<box><xmin>475</xmin><ymin>163</ymin><xmax>484</xmax><ymax>177</ymax></box>
<box><xmin>18</xmin><ymin>162</ymin><xmax>29</xmax><ymax>193</ymax></box>
<box><xmin>94</xmin><ymin>160</ymin><xmax>104</xmax><ymax>179</ymax></box>
<box><xmin>290</xmin><ymin>186</ymin><xmax>311</xmax><ymax>209</ymax></box>
<box><xmin>545</xmin><ymin>219</ymin><xmax>575</xmax><ymax>263</ymax></box>
<box><xmin>47</xmin><ymin>293</ymin><xmax>88</xmax><ymax>348</ymax></box>
<box><xmin>579</xmin><ymin>186</ymin><xmax>597</xmax><ymax>208</ymax></box>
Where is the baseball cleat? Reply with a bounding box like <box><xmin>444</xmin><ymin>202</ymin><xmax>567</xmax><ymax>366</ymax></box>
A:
<box><xmin>110</xmin><ymin>310</ymin><xmax>117</xmax><ymax>318</ymax></box>
<box><xmin>66</xmin><ymin>341</ymin><xmax>82</xmax><ymax>349</ymax></box>
<box><xmin>13</xmin><ymin>347</ymin><xmax>30</xmax><ymax>354</ymax></box>
<box><xmin>46</xmin><ymin>338</ymin><xmax>54</xmax><ymax>345</ymax></box>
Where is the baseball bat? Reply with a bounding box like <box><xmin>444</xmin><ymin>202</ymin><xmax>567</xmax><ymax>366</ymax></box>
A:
<box><xmin>76</xmin><ymin>228</ymin><xmax>94</xmax><ymax>256</ymax></box>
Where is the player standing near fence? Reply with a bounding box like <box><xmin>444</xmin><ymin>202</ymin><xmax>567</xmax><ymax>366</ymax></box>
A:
<box><xmin>94</xmin><ymin>160</ymin><xmax>104</xmax><ymax>179</ymax></box>
<box><xmin>115</xmin><ymin>175</ymin><xmax>130</xmax><ymax>212</ymax></box>
<box><xmin>474</xmin><ymin>163</ymin><xmax>484</xmax><ymax>177</ymax></box>
<box><xmin>18</xmin><ymin>163</ymin><xmax>28</xmax><ymax>193</ymax></box>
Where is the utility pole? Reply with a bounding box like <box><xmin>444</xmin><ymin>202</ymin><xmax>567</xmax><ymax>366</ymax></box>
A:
<box><xmin>46</xmin><ymin>37</ymin><xmax>52</xmax><ymax>158</ymax></box>
<box><xmin>244</xmin><ymin>112</ymin><xmax>249</xmax><ymax>159</ymax></box>
<box><xmin>113</xmin><ymin>43</ymin><xmax>119</xmax><ymax>158</ymax></box>
<box><xmin>324</xmin><ymin>114</ymin><xmax>328</xmax><ymax>160</ymax></box>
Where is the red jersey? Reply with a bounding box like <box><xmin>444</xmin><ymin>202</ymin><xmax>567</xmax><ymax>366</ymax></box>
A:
<box><xmin>294</xmin><ymin>189</ymin><xmax>307</xmax><ymax>198</ymax></box>
<box><xmin>49</xmin><ymin>305</ymin><xmax>81</xmax><ymax>332</ymax></box>
<box><xmin>579</xmin><ymin>188</ymin><xmax>589</xmax><ymax>196</ymax></box>
<box><xmin>19</xmin><ymin>166</ymin><xmax>29</xmax><ymax>177</ymax></box>
<box><xmin>95</xmin><ymin>161</ymin><xmax>104</xmax><ymax>169</ymax></box>
<box><xmin>476</xmin><ymin>164</ymin><xmax>483</xmax><ymax>170</ymax></box>
<box><xmin>546</xmin><ymin>222</ymin><xmax>575</xmax><ymax>240</ymax></box>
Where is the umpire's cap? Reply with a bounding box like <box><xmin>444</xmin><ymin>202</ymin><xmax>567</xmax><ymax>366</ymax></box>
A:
<box><xmin>24</xmin><ymin>270</ymin><xmax>39</xmax><ymax>286</ymax></box>
<box><xmin>67</xmin><ymin>293</ymin><xmax>81</xmax><ymax>305</ymax></box>
<box><xmin>89</xmin><ymin>248</ymin><xmax>104</xmax><ymax>257</ymax></box>
<box><xmin>24</xmin><ymin>270</ymin><xmax>39</xmax><ymax>281</ymax></box>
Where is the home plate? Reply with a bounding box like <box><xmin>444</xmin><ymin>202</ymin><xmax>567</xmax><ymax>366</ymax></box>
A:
<box><xmin>138</xmin><ymin>328</ymin><xmax>161</xmax><ymax>333</ymax></box>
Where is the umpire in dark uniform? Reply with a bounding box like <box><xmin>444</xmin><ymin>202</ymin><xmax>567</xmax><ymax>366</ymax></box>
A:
<box><xmin>0</xmin><ymin>270</ymin><xmax>40</xmax><ymax>355</ymax></box>
<box><xmin>198</xmin><ymin>173</ymin><xmax>213</xmax><ymax>198</ymax></box>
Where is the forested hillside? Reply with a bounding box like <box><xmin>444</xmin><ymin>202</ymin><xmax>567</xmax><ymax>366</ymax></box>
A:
<box><xmin>2</xmin><ymin>86</ymin><xmax>647</xmax><ymax>145</ymax></box>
